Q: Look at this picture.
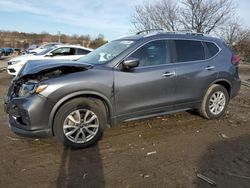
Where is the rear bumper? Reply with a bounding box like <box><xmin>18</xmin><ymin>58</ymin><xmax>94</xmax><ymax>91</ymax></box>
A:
<box><xmin>231</xmin><ymin>78</ymin><xmax>241</xmax><ymax>99</ymax></box>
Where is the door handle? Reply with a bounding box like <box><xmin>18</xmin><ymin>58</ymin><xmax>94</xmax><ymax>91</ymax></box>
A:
<box><xmin>205</xmin><ymin>66</ymin><xmax>215</xmax><ymax>70</ymax></box>
<box><xmin>162</xmin><ymin>72</ymin><xmax>176</xmax><ymax>77</ymax></box>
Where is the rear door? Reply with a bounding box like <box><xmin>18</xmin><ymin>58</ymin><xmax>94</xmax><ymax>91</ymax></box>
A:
<box><xmin>114</xmin><ymin>40</ymin><xmax>176</xmax><ymax>120</ymax></box>
<box><xmin>173</xmin><ymin>39</ymin><xmax>218</xmax><ymax>107</ymax></box>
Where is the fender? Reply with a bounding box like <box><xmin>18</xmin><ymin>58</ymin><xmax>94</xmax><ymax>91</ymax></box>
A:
<box><xmin>202</xmin><ymin>78</ymin><xmax>232</xmax><ymax>100</ymax></box>
<box><xmin>211</xmin><ymin>78</ymin><xmax>232</xmax><ymax>87</ymax></box>
<box><xmin>48</xmin><ymin>90</ymin><xmax>114</xmax><ymax>133</ymax></box>
<box><xmin>211</xmin><ymin>78</ymin><xmax>232</xmax><ymax>93</ymax></box>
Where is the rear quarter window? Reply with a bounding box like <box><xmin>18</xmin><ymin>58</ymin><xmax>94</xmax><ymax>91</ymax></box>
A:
<box><xmin>174</xmin><ymin>40</ymin><xmax>205</xmax><ymax>62</ymax></box>
<box><xmin>205</xmin><ymin>42</ymin><xmax>220</xmax><ymax>58</ymax></box>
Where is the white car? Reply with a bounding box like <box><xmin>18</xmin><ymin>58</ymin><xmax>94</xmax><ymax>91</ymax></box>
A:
<box><xmin>28</xmin><ymin>42</ymin><xmax>61</xmax><ymax>54</ymax></box>
<box><xmin>7</xmin><ymin>45</ymin><xmax>93</xmax><ymax>76</ymax></box>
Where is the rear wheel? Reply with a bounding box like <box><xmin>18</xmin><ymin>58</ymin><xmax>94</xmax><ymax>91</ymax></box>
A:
<box><xmin>54</xmin><ymin>98</ymin><xmax>106</xmax><ymax>148</ymax></box>
<box><xmin>199</xmin><ymin>84</ymin><xmax>229</xmax><ymax>119</ymax></box>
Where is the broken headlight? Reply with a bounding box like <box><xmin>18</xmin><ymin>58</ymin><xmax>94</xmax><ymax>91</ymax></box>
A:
<box><xmin>18</xmin><ymin>81</ymin><xmax>47</xmax><ymax>97</ymax></box>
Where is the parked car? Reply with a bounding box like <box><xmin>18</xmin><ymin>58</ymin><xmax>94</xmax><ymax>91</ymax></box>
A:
<box><xmin>1</xmin><ymin>48</ymin><xmax>14</xmax><ymax>56</ymax></box>
<box><xmin>28</xmin><ymin>42</ymin><xmax>62</xmax><ymax>54</ymax></box>
<box><xmin>27</xmin><ymin>44</ymin><xmax>38</xmax><ymax>51</ymax></box>
<box><xmin>23</xmin><ymin>45</ymin><xmax>38</xmax><ymax>54</ymax></box>
<box><xmin>12</xmin><ymin>48</ymin><xmax>23</xmax><ymax>55</ymax></box>
<box><xmin>7</xmin><ymin>45</ymin><xmax>93</xmax><ymax>76</ymax></box>
<box><xmin>4</xmin><ymin>30</ymin><xmax>241</xmax><ymax>148</ymax></box>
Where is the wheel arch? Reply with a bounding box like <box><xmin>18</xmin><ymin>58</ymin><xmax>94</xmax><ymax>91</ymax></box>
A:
<box><xmin>211</xmin><ymin>79</ymin><xmax>232</xmax><ymax>98</ymax></box>
<box><xmin>201</xmin><ymin>79</ymin><xmax>232</xmax><ymax>103</ymax></box>
<box><xmin>49</xmin><ymin>91</ymin><xmax>114</xmax><ymax>135</ymax></box>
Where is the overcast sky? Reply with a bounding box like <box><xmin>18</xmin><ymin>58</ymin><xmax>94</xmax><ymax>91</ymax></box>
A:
<box><xmin>0</xmin><ymin>0</ymin><xmax>249</xmax><ymax>40</ymax></box>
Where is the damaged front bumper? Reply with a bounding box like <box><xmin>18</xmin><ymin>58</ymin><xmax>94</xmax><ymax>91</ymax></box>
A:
<box><xmin>4</xmin><ymin>94</ymin><xmax>55</xmax><ymax>137</ymax></box>
<box><xmin>4</xmin><ymin>60</ymin><xmax>92</xmax><ymax>138</ymax></box>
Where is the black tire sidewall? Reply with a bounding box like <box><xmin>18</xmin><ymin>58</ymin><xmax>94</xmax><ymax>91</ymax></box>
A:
<box><xmin>54</xmin><ymin>98</ymin><xmax>106</xmax><ymax>149</ymax></box>
<box><xmin>205</xmin><ymin>85</ymin><xmax>229</xmax><ymax>119</ymax></box>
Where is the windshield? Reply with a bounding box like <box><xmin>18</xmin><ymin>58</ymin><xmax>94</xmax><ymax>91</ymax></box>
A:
<box><xmin>36</xmin><ymin>47</ymin><xmax>54</xmax><ymax>55</ymax></box>
<box><xmin>78</xmin><ymin>40</ymin><xmax>135</xmax><ymax>64</ymax></box>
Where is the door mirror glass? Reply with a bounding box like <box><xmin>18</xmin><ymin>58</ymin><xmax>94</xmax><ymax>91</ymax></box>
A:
<box><xmin>122</xmin><ymin>58</ymin><xmax>139</xmax><ymax>70</ymax></box>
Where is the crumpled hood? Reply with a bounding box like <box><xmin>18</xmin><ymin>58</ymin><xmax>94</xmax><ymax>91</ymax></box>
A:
<box><xmin>17</xmin><ymin>59</ymin><xmax>93</xmax><ymax>78</ymax></box>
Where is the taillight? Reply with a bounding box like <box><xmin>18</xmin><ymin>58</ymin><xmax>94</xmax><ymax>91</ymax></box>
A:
<box><xmin>231</xmin><ymin>55</ymin><xmax>240</xmax><ymax>65</ymax></box>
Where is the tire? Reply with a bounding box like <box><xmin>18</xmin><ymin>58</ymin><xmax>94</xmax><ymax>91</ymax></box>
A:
<box><xmin>199</xmin><ymin>84</ymin><xmax>229</xmax><ymax>119</ymax></box>
<box><xmin>53</xmin><ymin>97</ymin><xmax>106</xmax><ymax>149</ymax></box>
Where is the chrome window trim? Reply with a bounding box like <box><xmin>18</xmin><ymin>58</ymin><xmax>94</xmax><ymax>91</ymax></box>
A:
<box><xmin>114</xmin><ymin>38</ymin><xmax>222</xmax><ymax>69</ymax></box>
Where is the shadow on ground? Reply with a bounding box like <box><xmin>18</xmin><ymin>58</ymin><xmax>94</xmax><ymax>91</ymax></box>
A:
<box><xmin>57</xmin><ymin>145</ymin><xmax>105</xmax><ymax>188</ymax></box>
<box><xmin>196</xmin><ymin>134</ymin><xmax>250</xmax><ymax>187</ymax></box>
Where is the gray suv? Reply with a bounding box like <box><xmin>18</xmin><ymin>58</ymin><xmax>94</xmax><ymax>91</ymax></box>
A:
<box><xmin>4</xmin><ymin>31</ymin><xmax>241</xmax><ymax>148</ymax></box>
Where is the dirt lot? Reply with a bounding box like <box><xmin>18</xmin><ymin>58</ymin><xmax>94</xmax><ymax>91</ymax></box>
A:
<box><xmin>0</xmin><ymin>63</ymin><xmax>250</xmax><ymax>188</ymax></box>
<box><xmin>0</xmin><ymin>56</ymin><xmax>10</xmax><ymax>70</ymax></box>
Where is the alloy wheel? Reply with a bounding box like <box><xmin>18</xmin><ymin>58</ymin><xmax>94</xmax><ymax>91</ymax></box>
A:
<box><xmin>209</xmin><ymin>91</ymin><xmax>226</xmax><ymax>115</ymax></box>
<box><xmin>63</xmin><ymin>109</ymin><xmax>99</xmax><ymax>143</ymax></box>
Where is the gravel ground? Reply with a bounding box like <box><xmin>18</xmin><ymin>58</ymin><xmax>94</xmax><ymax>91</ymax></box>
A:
<box><xmin>0</xmin><ymin>56</ymin><xmax>10</xmax><ymax>70</ymax></box>
<box><xmin>0</xmin><ymin>62</ymin><xmax>250</xmax><ymax>188</ymax></box>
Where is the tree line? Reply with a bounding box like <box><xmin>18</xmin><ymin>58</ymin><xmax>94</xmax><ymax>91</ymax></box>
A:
<box><xmin>0</xmin><ymin>31</ymin><xmax>107</xmax><ymax>49</ymax></box>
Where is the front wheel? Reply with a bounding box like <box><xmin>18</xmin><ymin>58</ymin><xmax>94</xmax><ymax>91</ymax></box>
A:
<box><xmin>53</xmin><ymin>98</ymin><xmax>106</xmax><ymax>148</ymax></box>
<box><xmin>199</xmin><ymin>84</ymin><xmax>229</xmax><ymax>119</ymax></box>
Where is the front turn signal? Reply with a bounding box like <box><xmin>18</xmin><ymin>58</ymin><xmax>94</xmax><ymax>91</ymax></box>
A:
<box><xmin>35</xmin><ymin>84</ymin><xmax>48</xmax><ymax>94</ymax></box>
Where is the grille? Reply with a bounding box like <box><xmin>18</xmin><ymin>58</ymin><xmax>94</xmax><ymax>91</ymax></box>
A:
<box><xmin>8</xmin><ymin>68</ymin><xmax>16</xmax><ymax>73</ymax></box>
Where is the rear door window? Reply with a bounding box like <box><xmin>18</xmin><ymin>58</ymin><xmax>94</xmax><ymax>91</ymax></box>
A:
<box><xmin>75</xmin><ymin>48</ymin><xmax>91</xmax><ymax>55</ymax></box>
<box><xmin>174</xmin><ymin>40</ymin><xmax>205</xmax><ymax>62</ymax></box>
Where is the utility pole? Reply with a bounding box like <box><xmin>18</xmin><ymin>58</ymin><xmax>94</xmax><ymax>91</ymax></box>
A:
<box><xmin>58</xmin><ymin>31</ymin><xmax>61</xmax><ymax>43</ymax></box>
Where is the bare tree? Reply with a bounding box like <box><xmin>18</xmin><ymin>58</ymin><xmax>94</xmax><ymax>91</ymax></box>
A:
<box><xmin>219</xmin><ymin>19</ymin><xmax>250</xmax><ymax>61</ymax></box>
<box><xmin>132</xmin><ymin>0</ymin><xmax>179</xmax><ymax>32</ymax></box>
<box><xmin>132</xmin><ymin>0</ymin><xmax>236</xmax><ymax>34</ymax></box>
<box><xmin>219</xmin><ymin>18</ymin><xmax>250</xmax><ymax>46</ymax></box>
<box><xmin>180</xmin><ymin>0</ymin><xmax>236</xmax><ymax>33</ymax></box>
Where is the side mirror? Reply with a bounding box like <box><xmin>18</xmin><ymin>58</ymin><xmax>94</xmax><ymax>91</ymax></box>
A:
<box><xmin>45</xmin><ymin>52</ymin><xmax>53</xmax><ymax>57</ymax></box>
<box><xmin>122</xmin><ymin>58</ymin><xmax>139</xmax><ymax>70</ymax></box>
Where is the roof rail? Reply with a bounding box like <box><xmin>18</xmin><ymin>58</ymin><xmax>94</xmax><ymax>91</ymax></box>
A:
<box><xmin>136</xmin><ymin>28</ymin><xmax>164</xmax><ymax>35</ymax></box>
<box><xmin>136</xmin><ymin>28</ymin><xmax>207</xmax><ymax>37</ymax></box>
<box><xmin>172</xmin><ymin>30</ymin><xmax>204</xmax><ymax>36</ymax></box>
<box><xmin>176</xmin><ymin>29</ymin><xmax>194</xmax><ymax>33</ymax></box>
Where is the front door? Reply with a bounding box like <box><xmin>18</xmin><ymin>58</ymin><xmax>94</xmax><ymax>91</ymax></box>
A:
<box><xmin>114</xmin><ymin>40</ymin><xmax>176</xmax><ymax>120</ymax></box>
<box><xmin>50</xmin><ymin>47</ymin><xmax>77</xmax><ymax>60</ymax></box>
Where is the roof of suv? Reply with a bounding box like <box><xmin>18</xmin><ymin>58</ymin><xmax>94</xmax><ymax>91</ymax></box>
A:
<box><xmin>116</xmin><ymin>31</ymin><xmax>221</xmax><ymax>43</ymax></box>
